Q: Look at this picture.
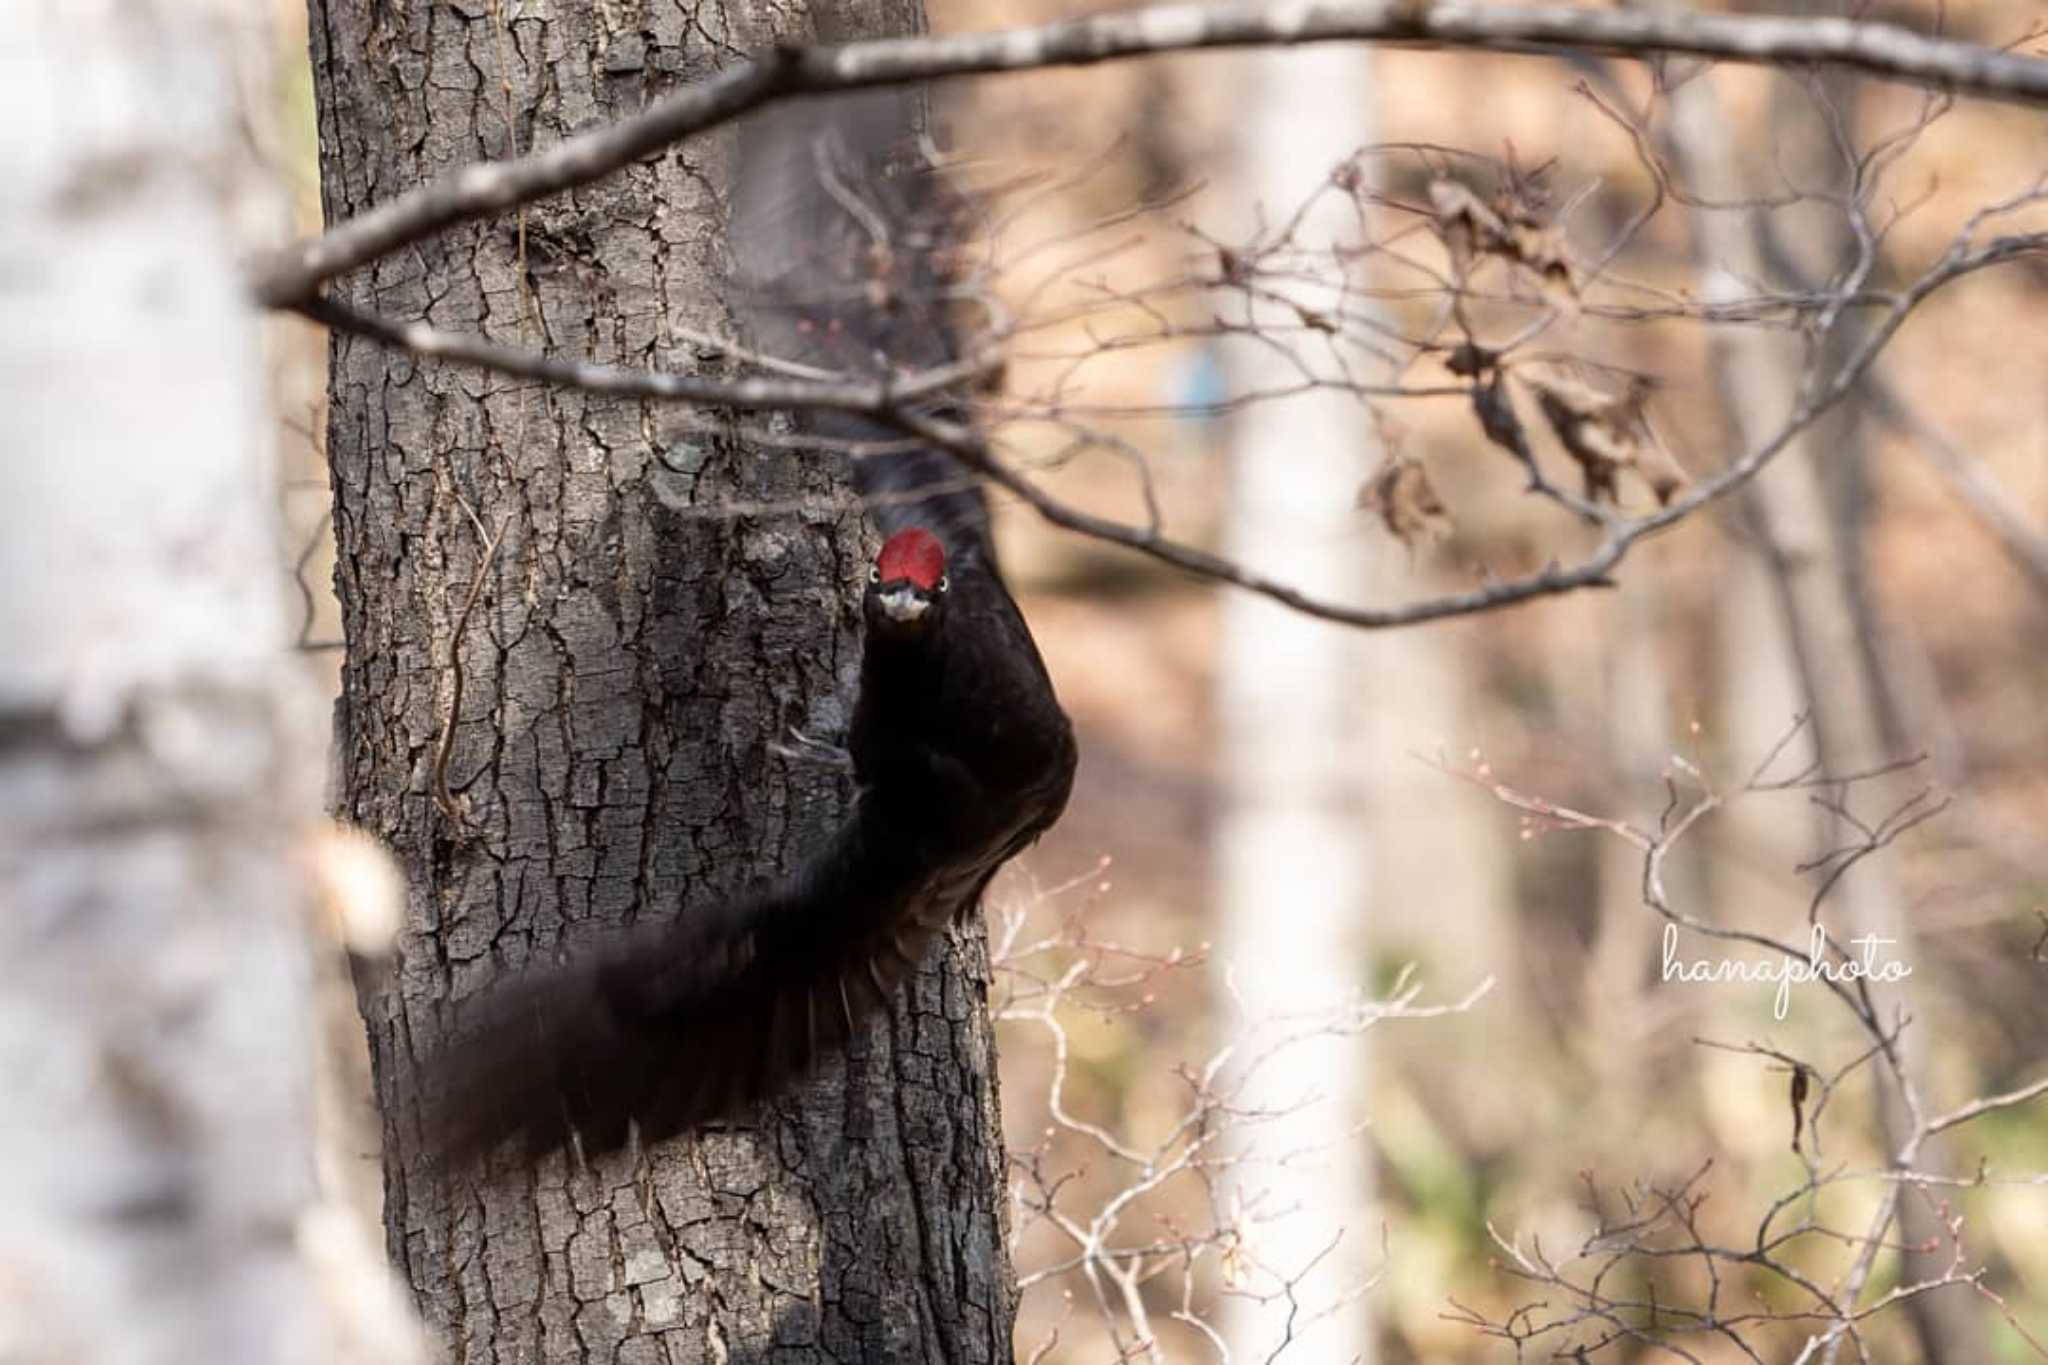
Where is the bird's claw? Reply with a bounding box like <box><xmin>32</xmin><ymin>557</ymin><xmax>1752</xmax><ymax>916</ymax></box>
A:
<box><xmin>773</xmin><ymin>726</ymin><xmax>854</xmax><ymax>771</ymax></box>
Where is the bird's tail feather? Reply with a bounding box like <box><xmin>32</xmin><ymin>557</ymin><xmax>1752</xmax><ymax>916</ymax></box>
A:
<box><xmin>420</xmin><ymin>790</ymin><xmax>947</xmax><ymax>1162</ymax></box>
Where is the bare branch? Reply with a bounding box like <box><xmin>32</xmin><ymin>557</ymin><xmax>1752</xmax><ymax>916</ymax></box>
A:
<box><xmin>995</xmin><ymin>871</ymin><xmax>1483</xmax><ymax>1358</ymax></box>
<box><xmin>1447</xmin><ymin>713</ymin><xmax>2048</xmax><ymax>1361</ymax></box>
<box><xmin>249</xmin><ymin>2</ymin><xmax>2048</xmax><ymax>306</ymax></box>
<box><xmin>298</xmin><ymin>296</ymin><xmax>1000</xmax><ymax>415</ymax></box>
<box><xmin>1924</xmin><ymin>1074</ymin><xmax>2048</xmax><ymax>1138</ymax></box>
<box><xmin>883</xmin><ymin>213</ymin><xmax>2037</xmax><ymax>628</ymax></box>
<box><xmin>299</xmin><ymin>188</ymin><xmax>2048</xmax><ymax>632</ymax></box>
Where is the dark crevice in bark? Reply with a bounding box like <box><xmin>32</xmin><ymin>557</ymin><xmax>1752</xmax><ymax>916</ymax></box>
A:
<box><xmin>310</xmin><ymin>1</ymin><xmax>1016</xmax><ymax>1360</ymax></box>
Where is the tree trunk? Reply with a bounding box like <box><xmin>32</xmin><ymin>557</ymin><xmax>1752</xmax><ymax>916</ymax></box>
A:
<box><xmin>1661</xmin><ymin>55</ymin><xmax>1991</xmax><ymax>1365</ymax></box>
<box><xmin>1213</xmin><ymin>45</ymin><xmax>1379</xmax><ymax>1364</ymax></box>
<box><xmin>0</xmin><ymin>3</ymin><xmax>401</xmax><ymax>1363</ymax></box>
<box><xmin>308</xmin><ymin>5</ymin><xmax>1016</xmax><ymax>1362</ymax></box>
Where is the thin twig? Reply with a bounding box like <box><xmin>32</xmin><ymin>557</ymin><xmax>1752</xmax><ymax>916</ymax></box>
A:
<box><xmin>432</xmin><ymin>502</ymin><xmax>508</xmax><ymax>829</ymax></box>
<box><xmin>299</xmin><ymin>295</ymin><xmax>1002</xmax><ymax>415</ymax></box>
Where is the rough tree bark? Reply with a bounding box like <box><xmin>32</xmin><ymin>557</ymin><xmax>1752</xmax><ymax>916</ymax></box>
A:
<box><xmin>309</xmin><ymin>4</ymin><xmax>1016</xmax><ymax>1362</ymax></box>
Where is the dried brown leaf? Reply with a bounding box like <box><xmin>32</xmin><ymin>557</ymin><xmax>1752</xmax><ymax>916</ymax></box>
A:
<box><xmin>1523</xmin><ymin>372</ymin><xmax>1687</xmax><ymax>506</ymax></box>
<box><xmin>1428</xmin><ymin>177</ymin><xmax>1577</xmax><ymax>297</ymax></box>
<box><xmin>1358</xmin><ymin>455</ymin><xmax>1454</xmax><ymax>547</ymax></box>
<box><xmin>1473</xmin><ymin>370</ymin><xmax>1537</xmax><ymax>478</ymax></box>
<box><xmin>1292</xmin><ymin>302</ymin><xmax>1338</xmax><ymax>334</ymax></box>
<box><xmin>1632</xmin><ymin>407</ymin><xmax>1690</xmax><ymax>507</ymax></box>
<box><xmin>1428</xmin><ymin>179</ymin><xmax>1505</xmax><ymax>278</ymax></box>
<box><xmin>1790</xmin><ymin>1063</ymin><xmax>1811</xmax><ymax>1154</ymax></box>
<box><xmin>1508</xmin><ymin>221</ymin><xmax>1576</xmax><ymax>301</ymax></box>
<box><xmin>1525</xmin><ymin>373</ymin><xmax>1627</xmax><ymax>503</ymax></box>
<box><xmin>1444</xmin><ymin>341</ymin><xmax>1499</xmax><ymax>378</ymax></box>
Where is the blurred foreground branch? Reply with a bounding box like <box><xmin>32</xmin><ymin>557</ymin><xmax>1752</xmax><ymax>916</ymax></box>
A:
<box><xmin>250</xmin><ymin>2</ymin><xmax>2048</xmax><ymax>307</ymax></box>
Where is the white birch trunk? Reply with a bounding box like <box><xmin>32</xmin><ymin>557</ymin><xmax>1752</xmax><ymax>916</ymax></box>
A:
<box><xmin>1214</xmin><ymin>46</ymin><xmax>1379</xmax><ymax>1365</ymax></box>
<box><xmin>0</xmin><ymin>5</ymin><xmax>412</xmax><ymax>1363</ymax></box>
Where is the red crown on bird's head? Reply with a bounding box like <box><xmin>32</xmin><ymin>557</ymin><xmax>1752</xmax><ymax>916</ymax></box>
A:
<box><xmin>876</xmin><ymin>528</ymin><xmax>946</xmax><ymax>591</ymax></box>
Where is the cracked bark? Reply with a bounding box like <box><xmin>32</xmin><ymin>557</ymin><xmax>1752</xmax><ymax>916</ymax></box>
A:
<box><xmin>308</xmin><ymin>4</ymin><xmax>1015</xmax><ymax>1362</ymax></box>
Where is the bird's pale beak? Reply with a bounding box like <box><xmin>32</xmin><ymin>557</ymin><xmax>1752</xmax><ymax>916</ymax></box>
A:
<box><xmin>877</xmin><ymin>585</ymin><xmax>931</xmax><ymax>624</ymax></box>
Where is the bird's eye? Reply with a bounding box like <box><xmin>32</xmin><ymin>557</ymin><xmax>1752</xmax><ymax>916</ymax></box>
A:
<box><xmin>868</xmin><ymin>565</ymin><xmax>881</xmax><ymax>584</ymax></box>
<box><xmin>936</xmin><ymin>575</ymin><xmax>950</xmax><ymax>594</ymax></box>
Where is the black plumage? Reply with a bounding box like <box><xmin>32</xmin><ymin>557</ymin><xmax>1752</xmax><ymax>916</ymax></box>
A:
<box><xmin>420</xmin><ymin>91</ymin><xmax>1074</xmax><ymax>1163</ymax></box>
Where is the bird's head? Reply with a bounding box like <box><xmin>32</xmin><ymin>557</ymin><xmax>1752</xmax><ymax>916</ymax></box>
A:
<box><xmin>864</xmin><ymin>527</ymin><xmax>949</xmax><ymax>642</ymax></box>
